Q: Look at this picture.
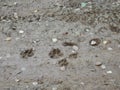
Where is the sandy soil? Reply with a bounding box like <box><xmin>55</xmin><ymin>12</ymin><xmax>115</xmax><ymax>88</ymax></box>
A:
<box><xmin>0</xmin><ymin>0</ymin><xmax>120</xmax><ymax>90</ymax></box>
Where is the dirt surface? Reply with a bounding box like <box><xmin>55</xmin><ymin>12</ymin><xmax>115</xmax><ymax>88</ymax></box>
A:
<box><xmin>0</xmin><ymin>0</ymin><xmax>120</xmax><ymax>90</ymax></box>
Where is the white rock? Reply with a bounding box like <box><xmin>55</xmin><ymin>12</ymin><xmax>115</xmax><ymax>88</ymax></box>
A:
<box><xmin>107</xmin><ymin>47</ymin><xmax>113</xmax><ymax>51</ymax></box>
<box><xmin>0</xmin><ymin>57</ymin><xmax>2</xmax><ymax>59</ymax></box>
<box><xmin>14</xmin><ymin>12</ymin><xmax>18</xmax><ymax>19</ymax></box>
<box><xmin>52</xmin><ymin>38</ymin><xmax>58</xmax><ymax>42</ymax></box>
<box><xmin>107</xmin><ymin>71</ymin><xmax>112</xmax><ymax>74</ymax></box>
<box><xmin>52</xmin><ymin>87</ymin><xmax>57</xmax><ymax>90</ymax></box>
<box><xmin>95</xmin><ymin>62</ymin><xmax>102</xmax><ymax>66</ymax></box>
<box><xmin>101</xmin><ymin>65</ymin><xmax>106</xmax><ymax>69</ymax></box>
<box><xmin>80</xmin><ymin>82</ymin><xmax>85</xmax><ymax>85</ymax></box>
<box><xmin>5</xmin><ymin>37</ymin><xmax>12</xmax><ymax>41</ymax></box>
<box><xmin>19</xmin><ymin>30</ymin><xmax>24</xmax><ymax>34</ymax></box>
<box><xmin>72</xmin><ymin>45</ymin><xmax>79</xmax><ymax>51</ymax></box>
<box><xmin>60</xmin><ymin>66</ymin><xmax>66</xmax><ymax>71</ymax></box>
<box><xmin>15</xmin><ymin>78</ymin><xmax>20</xmax><ymax>82</ymax></box>
<box><xmin>32</xmin><ymin>82</ymin><xmax>38</xmax><ymax>86</ymax></box>
<box><xmin>103</xmin><ymin>40</ymin><xmax>108</xmax><ymax>45</ymax></box>
<box><xmin>21</xmin><ymin>67</ymin><xmax>26</xmax><ymax>71</ymax></box>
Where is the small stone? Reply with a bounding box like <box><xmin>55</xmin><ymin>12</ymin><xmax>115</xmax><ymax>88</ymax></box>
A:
<box><xmin>15</xmin><ymin>37</ymin><xmax>20</xmax><ymax>40</ymax></box>
<box><xmin>95</xmin><ymin>62</ymin><xmax>102</xmax><ymax>66</ymax></box>
<box><xmin>21</xmin><ymin>67</ymin><xmax>26</xmax><ymax>71</ymax></box>
<box><xmin>19</xmin><ymin>30</ymin><xmax>24</xmax><ymax>34</ymax></box>
<box><xmin>32</xmin><ymin>82</ymin><xmax>38</xmax><ymax>86</ymax></box>
<box><xmin>72</xmin><ymin>45</ymin><xmax>79</xmax><ymax>51</ymax></box>
<box><xmin>103</xmin><ymin>40</ymin><xmax>111</xmax><ymax>45</ymax></box>
<box><xmin>34</xmin><ymin>10</ymin><xmax>38</xmax><ymax>13</ymax></box>
<box><xmin>6</xmin><ymin>54</ymin><xmax>11</xmax><ymax>58</ymax></box>
<box><xmin>107</xmin><ymin>71</ymin><xmax>112</xmax><ymax>74</ymax></box>
<box><xmin>52</xmin><ymin>87</ymin><xmax>57</xmax><ymax>90</ymax></box>
<box><xmin>89</xmin><ymin>38</ymin><xmax>101</xmax><ymax>46</ymax></box>
<box><xmin>84</xmin><ymin>28</ymin><xmax>90</xmax><ymax>32</ymax></box>
<box><xmin>107</xmin><ymin>47</ymin><xmax>113</xmax><ymax>51</ymax></box>
<box><xmin>81</xmin><ymin>2</ymin><xmax>87</xmax><ymax>8</ymax></box>
<box><xmin>101</xmin><ymin>65</ymin><xmax>106</xmax><ymax>69</ymax></box>
<box><xmin>0</xmin><ymin>57</ymin><xmax>2</xmax><ymax>59</ymax></box>
<box><xmin>60</xmin><ymin>66</ymin><xmax>66</xmax><ymax>71</ymax></box>
<box><xmin>13</xmin><ymin>2</ymin><xmax>17</xmax><ymax>5</ymax></box>
<box><xmin>15</xmin><ymin>79</ymin><xmax>20</xmax><ymax>82</ymax></box>
<box><xmin>80</xmin><ymin>82</ymin><xmax>85</xmax><ymax>85</ymax></box>
<box><xmin>14</xmin><ymin>12</ymin><xmax>18</xmax><ymax>19</ymax></box>
<box><xmin>118</xmin><ymin>65</ymin><xmax>120</xmax><ymax>68</ymax></box>
<box><xmin>5</xmin><ymin>37</ymin><xmax>12</xmax><ymax>41</ymax></box>
<box><xmin>52</xmin><ymin>38</ymin><xmax>58</xmax><ymax>43</ymax></box>
<box><xmin>118</xmin><ymin>45</ymin><xmax>120</xmax><ymax>48</ymax></box>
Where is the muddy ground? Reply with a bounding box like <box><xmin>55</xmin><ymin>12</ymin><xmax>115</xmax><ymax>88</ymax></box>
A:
<box><xmin>0</xmin><ymin>0</ymin><xmax>120</xmax><ymax>90</ymax></box>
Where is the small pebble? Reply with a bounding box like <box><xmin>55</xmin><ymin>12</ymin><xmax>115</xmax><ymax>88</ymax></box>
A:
<box><xmin>5</xmin><ymin>37</ymin><xmax>12</xmax><ymax>41</ymax></box>
<box><xmin>72</xmin><ymin>45</ymin><xmax>79</xmax><ymax>51</ymax></box>
<box><xmin>107</xmin><ymin>71</ymin><xmax>112</xmax><ymax>74</ymax></box>
<box><xmin>32</xmin><ymin>82</ymin><xmax>38</xmax><ymax>86</ymax></box>
<box><xmin>52</xmin><ymin>38</ymin><xmax>58</xmax><ymax>43</ymax></box>
<box><xmin>34</xmin><ymin>10</ymin><xmax>38</xmax><ymax>13</ymax></box>
<box><xmin>84</xmin><ymin>28</ymin><xmax>90</xmax><ymax>32</ymax></box>
<box><xmin>60</xmin><ymin>66</ymin><xmax>66</xmax><ymax>71</ymax></box>
<box><xmin>21</xmin><ymin>67</ymin><xmax>26</xmax><ymax>71</ymax></box>
<box><xmin>14</xmin><ymin>12</ymin><xmax>18</xmax><ymax>19</ymax></box>
<box><xmin>13</xmin><ymin>2</ymin><xmax>17</xmax><ymax>5</ymax></box>
<box><xmin>101</xmin><ymin>65</ymin><xmax>106</xmax><ymax>69</ymax></box>
<box><xmin>80</xmin><ymin>82</ymin><xmax>85</xmax><ymax>85</ymax></box>
<box><xmin>15</xmin><ymin>79</ymin><xmax>20</xmax><ymax>82</ymax></box>
<box><xmin>52</xmin><ymin>87</ymin><xmax>57</xmax><ymax>90</ymax></box>
<box><xmin>103</xmin><ymin>40</ymin><xmax>108</xmax><ymax>45</ymax></box>
<box><xmin>0</xmin><ymin>57</ymin><xmax>2</xmax><ymax>59</ymax></box>
<box><xmin>81</xmin><ymin>2</ymin><xmax>87</xmax><ymax>8</ymax></box>
<box><xmin>107</xmin><ymin>47</ymin><xmax>113</xmax><ymax>51</ymax></box>
<box><xmin>95</xmin><ymin>62</ymin><xmax>102</xmax><ymax>66</ymax></box>
<box><xmin>19</xmin><ymin>30</ymin><xmax>24</xmax><ymax>34</ymax></box>
<box><xmin>118</xmin><ymin>45</ymin><xmax>120</xmax><ymax>48</ymax></box>
<box><xmin>89</xmin><ymin>38</ymin><xmax>101</xmax><ymax>46</ymax></box>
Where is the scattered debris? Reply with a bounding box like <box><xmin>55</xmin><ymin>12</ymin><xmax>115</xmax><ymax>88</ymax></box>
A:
<box><xmin>52</xmin><ymin>38</ymin><xmax>58</xmax><ymax>43</ymax></box>
<box><xmin>49</xmin><ymin>48</ymin><xmax>63</xmax><ymax>59</ymax></box>
<box><xmin>95</xmin><ymin>62</ymin><xmax>102</xmax><ymax>66</ymax></box>
<box><xmin>20</xmin><ymin>48</ymin><xmax>34</xmax><ymax>58</ymax></box>
<box><xmin>58</xmin><ymin>58</ymin><xmax>68</xmax><ymax>67</ymax></box>
<box><xmin>69</xmin><ymin>53</ymin><xmax>78</xmax><ymax>59</ymax></box>
<box><xmin>62</xmin><ymin>42</ymin><xmax>77</xmax><ymax>46</ymax></box>
<box><xmin>107</xmin><ymin>71</ymin><xmax>112</xmax><ymax>74</ymax></box>
<box><xmin>89</xmin><ymin>38</ymin><xmax>101</xmax><ymax>46</ymax></box>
